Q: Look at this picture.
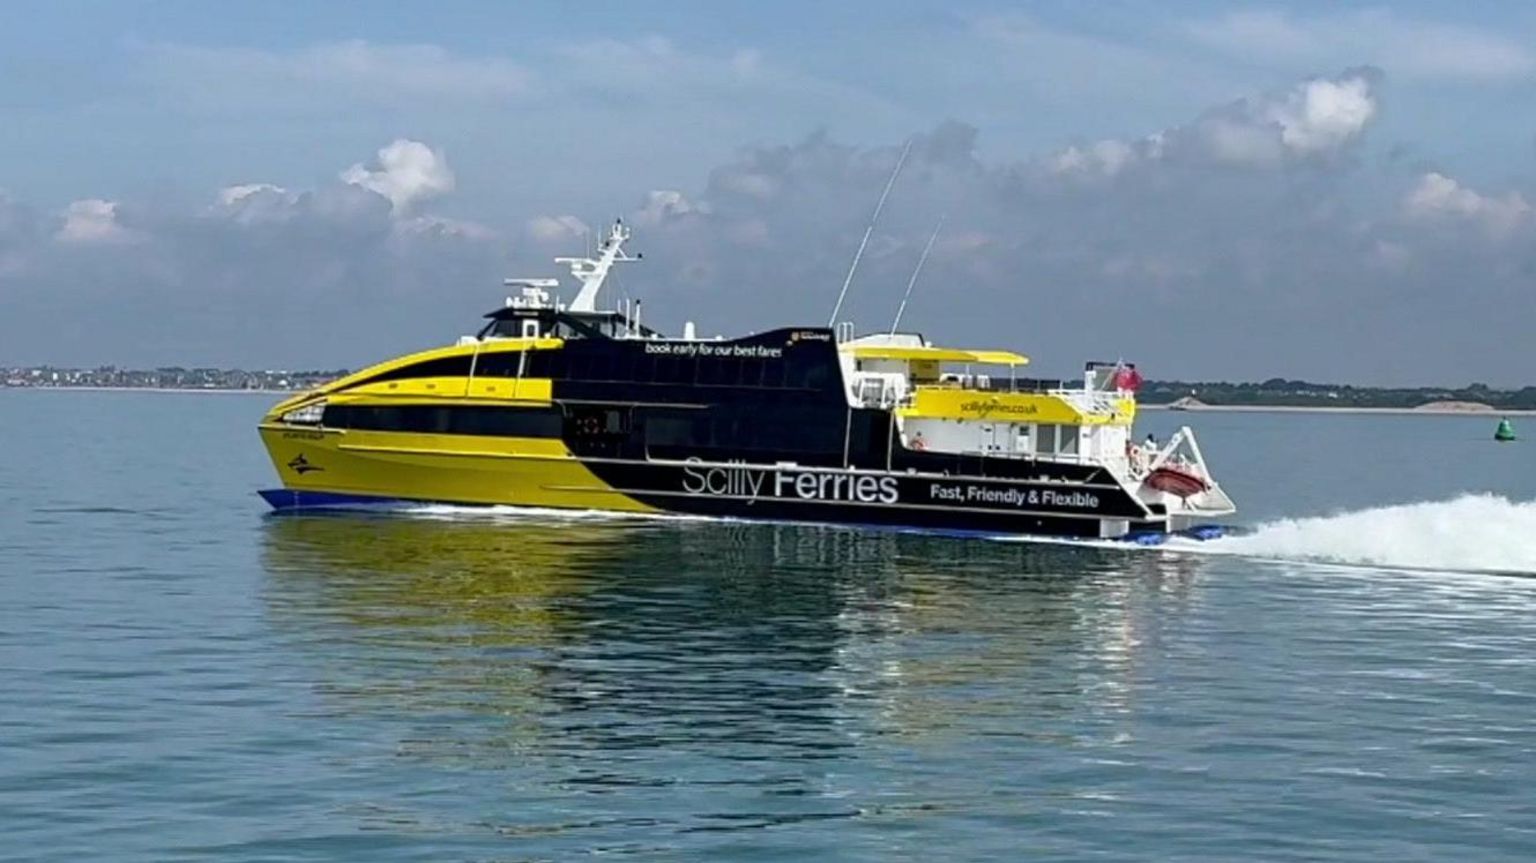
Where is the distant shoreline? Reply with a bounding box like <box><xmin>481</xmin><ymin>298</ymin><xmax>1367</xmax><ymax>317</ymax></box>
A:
<box><xmin>3</xmin><ymin>386</ymin><xmax>289</xmax><ymax>395</ymax></box>
<box><xmin>1143</xmin><ymin>404</ymin><xmax>1536</xmax><ymax>416</ymax></box>
<box><xmin>8</xmin><ymin>386</ymin><xmax>1534</xmax><ymax>416</ymax></box>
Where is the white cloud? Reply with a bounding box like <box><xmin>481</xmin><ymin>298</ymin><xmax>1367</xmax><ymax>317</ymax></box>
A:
<box><xmin>206</xmin><ymin>141</ymin><xmax>475</xmax><ymax>232</ymax></box>
<box><xmin>632</xmin><ymin>189</ymin><xmax>708</xmax><ymax>226</ymax></box>
<box><xmin>1186</xmin><ymin>9</ymin><xmax>1535</xmax><ymax>82</ymax></box>
<box><xmin>1266</xmin><ymin>75</ymin><xmax>1377</xmax><ymax>155</ymax></box>
<box><xmin>1403</xmin><ymin>172</ymin><xmax>1532</xmax><ymax>236</ymax></box>
<box><xmin>1049</xmin><ymin>139</ymin><xmax>1138</xmax><ymax>177</ymax></box>
<box><xmin>213</xmin><ymin>183</ymin><xmax>303</xmax><ymax>224</ymax></box>
<box><xmin>340</xmin><ymin>139</ymin><xmax>455</xmax><ymax>214</ymax></box>
<box><xmin>56</xmin><ymin>199</ymin><xmax>136</xmax><ymax>244</ymax></box>
<box><xmin>394</xmin><ymin>214</ymin><xmax>495</xmax><ymax>241</ymax></box>
<box><xmin>1041</xmin><ymin>68</ymin><xmax>1380</xmax><ymax>173</ymax></box>
<box><xmin>218</xmin><ymin>183</ymin><xmax>286</xmax><ymax>206</ymax></box>
<box><xmin>1190</xmin><ymin>69</ymin><xmax>1378</xmax><ymax>166</ymax></box>
<box><xmin>526</xmin><ymin>215</ymin><xmax>589</xmax><ymax>244</ymax></box>
<box><xmin>1199</xmin><ymin>116</ymin><xmax>1288</xmax><ymax>166</ymax></box>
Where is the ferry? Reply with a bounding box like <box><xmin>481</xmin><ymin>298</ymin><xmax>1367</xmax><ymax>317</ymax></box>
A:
<box><xmin>258</xmin><ymin>222</ymin><xmax>1235</xmax><ymax>540</ymax></box>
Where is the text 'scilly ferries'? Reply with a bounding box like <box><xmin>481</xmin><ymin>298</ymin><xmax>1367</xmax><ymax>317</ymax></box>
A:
<box><xmin>258</xmin><ymin>222</ymin><xmax>1235</xmax><ymax>540</ymax></box>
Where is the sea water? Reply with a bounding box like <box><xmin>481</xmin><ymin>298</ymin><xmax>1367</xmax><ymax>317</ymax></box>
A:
<box><xmin>2</xmin><ymin>391</ymin><xmax>1535</xmax><ymax>861</ymax></box>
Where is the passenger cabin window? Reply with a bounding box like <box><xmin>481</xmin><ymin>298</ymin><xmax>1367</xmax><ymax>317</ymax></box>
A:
<box><xmin>566</xmin><ymin>406</ymin><xmax>631</xmax><ymax>438</ymax></box>
<box><xmin>1033</xmin><ymin>424</ymin><xmax>1056</xmax><ymax>456</ymax></box>
<box><xmin>1058</xmin><ymin>424</ymin><xmax>1080</xmax><ymax>456</ymax></box>
<box><xmin>1028</xmin><ymin>424</ymin><xmax>1082</xmax><ymax>458</ymax></box>
<box><xmin>522</xmin><ymin>320</ymin><xmax>539</xmax><ymax>338</ymax></box>
<box><xmin>321</xmin><ymin>404</ymin><xmax>562</xmax><ymax>437</ymax></box>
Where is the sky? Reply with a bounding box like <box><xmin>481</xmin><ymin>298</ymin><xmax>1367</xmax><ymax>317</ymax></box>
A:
<box><xmin>2</xmin><ymin>0</ymin><xmax>1534</xmax><ymax>385</ymax></box>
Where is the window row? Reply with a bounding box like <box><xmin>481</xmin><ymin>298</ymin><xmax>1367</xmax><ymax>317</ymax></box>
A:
<box><xmin>321</xmin><ymin>404</ymin><xmax>563</xmax><ymax>437</ymax></box>
<box><xmin>350</xmin><ymin>348</ymin><xmax>837</xmax><ymax>391</ymax></box>
<box><xmin>529</xmin><ymin>350</ymin><xmax>833</xmax><ymax>390</ymax></box>
<box><xmin>642</xmin><ymin>408</ymin><xmax>843</xmax><ymax>455</ymax></box>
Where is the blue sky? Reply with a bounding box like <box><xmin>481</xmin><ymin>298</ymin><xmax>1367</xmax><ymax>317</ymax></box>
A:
<box><xmin>7</xmin><ymin>0</ymin><xmax>1532</xmax><ymax>210</ymax></box>
<box><xmin>2</xmin><ymin>1</ymin><xmax>1534</xmax><ymax>383</ymax></box>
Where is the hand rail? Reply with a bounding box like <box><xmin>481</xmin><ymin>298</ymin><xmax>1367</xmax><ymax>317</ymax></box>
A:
<box><xmin>1048</xmin><ymin>388</ymin><xmax>1124</xmax><ymax>415</ymax></box>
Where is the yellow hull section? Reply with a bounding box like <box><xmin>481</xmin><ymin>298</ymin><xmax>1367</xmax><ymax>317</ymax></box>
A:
<box><xmin>899</xmin><ymin>387</ymin><xmax>1136</xmax><ymax>426</ymax></box>
<box><xmin>258</xmin><ymin>425</ymin><xmax>657</xmax><ymax>513</ymax></box>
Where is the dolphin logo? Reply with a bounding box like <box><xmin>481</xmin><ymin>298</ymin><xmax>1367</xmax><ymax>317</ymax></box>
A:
<box><xmin>287</xmin><ymin>453</ymin><xmax>324</xmax><ymax>474</ymax></box>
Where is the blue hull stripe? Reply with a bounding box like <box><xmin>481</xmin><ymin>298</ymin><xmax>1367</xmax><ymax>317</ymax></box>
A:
<box><xmin>258</xmin><ymin>488</ymin><xmax>439</xmax><ymax>511</ymax></box>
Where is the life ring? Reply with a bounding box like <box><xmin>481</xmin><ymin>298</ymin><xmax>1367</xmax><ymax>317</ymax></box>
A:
<box><xmin>1128</xmin><ymin>444</ymin><xmax>1147</xmax><ymax>473</ymax></box>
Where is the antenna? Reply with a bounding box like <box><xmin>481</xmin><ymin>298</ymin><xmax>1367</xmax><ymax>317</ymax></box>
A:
<box><xmin>889</xmin><ymin>215</ymin><xmax>945</xmax><ymax>336</ymax></box>
<box><xmin>558</xmin><ymin>220</ymin><xmax>637</xmax><ymax>313</ymax></box>
<box><xmin>828</xmin><ymin>138</ymin><xmax>912</xmax><ymax>326</ymax></box>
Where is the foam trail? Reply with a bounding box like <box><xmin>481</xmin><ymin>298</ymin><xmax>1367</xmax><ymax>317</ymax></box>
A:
<box><xmin>381</xmin><ymin>496</ymin><xmax>1536</xmax><ymax>575</ymax></box>
<box><xmin>1192</xmin><ymin>494</ymin><xmax>1536</xmax><ymax>575</ymax></box>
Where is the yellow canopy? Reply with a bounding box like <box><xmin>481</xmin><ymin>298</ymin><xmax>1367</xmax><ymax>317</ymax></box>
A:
<box><xmin>844</xmin><ymin>345</ymin><xmax>1030</xmax><ymax>366</ymax></box>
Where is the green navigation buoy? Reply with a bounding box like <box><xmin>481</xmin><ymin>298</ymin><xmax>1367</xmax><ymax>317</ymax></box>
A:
<box><xmin>1494</xmin><ymin>417</ymin><xmax>1516</xmax><ymax>442</ymax></box>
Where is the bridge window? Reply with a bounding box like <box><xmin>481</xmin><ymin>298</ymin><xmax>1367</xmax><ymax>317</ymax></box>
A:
<box><xmin>474</xmin><ymin>351</ymin><xmax>523</xmax><ymax>378</ymax></box>
<box><xmin>350</xmin><ymin>355</ymin><xmax>474</xmax><ymax>387</ymax></box>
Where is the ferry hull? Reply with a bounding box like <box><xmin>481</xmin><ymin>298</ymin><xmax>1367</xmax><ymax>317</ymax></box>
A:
<box><xmin>258</xmin><ymin>425</ymin><xmax>658</xmax><ymax>514</ymax></box>
<box><xmin>260</xmin><ymin>426</ymin><xmax>1163</xmax><ymax>539</ymax></box>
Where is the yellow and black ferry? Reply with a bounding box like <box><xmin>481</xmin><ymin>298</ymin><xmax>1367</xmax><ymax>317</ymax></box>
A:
<box><xmin>259</xmin><ymin>222</ymin><xmax>1235</xmax><ymax>540</ymax></box>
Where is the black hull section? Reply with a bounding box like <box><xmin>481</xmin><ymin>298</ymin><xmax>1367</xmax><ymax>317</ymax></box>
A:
<box><xmin>580</xmin><ymin>458</ymin><xmax>1155</xmax><ymax>539</ymax></box>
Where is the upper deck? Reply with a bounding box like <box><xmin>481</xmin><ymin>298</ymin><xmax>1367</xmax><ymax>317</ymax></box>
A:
<box><xmin>839</xmin><ymin>332</ymin><xmax>1137</xmax><ymax>428</ymax></box>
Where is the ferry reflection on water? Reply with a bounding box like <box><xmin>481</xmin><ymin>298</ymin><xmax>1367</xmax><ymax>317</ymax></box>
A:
<box><xmin>259</xmin><ymin>512</ymin><xmax>1205</xmax><ymax>762</ymax></box>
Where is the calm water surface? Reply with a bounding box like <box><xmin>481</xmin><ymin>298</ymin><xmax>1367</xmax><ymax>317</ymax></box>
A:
<box><xmin>3</xmin><ymin>391</ymin><xmax>1535</xmax><ymax>861</ymax></box>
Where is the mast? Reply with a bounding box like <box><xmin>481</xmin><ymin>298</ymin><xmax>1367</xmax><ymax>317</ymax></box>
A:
<box><xmin>889</xmin><ymin>215</ymin><xmax>944</xmax><ymax>335</ymax></box>
<box><xmin>828</xmin><ymin>138</ymin><xmax>912</xmax><ymax>327</ymax></box>
<box><xmin>558</xmin><ymin>220</ymin><xmax>638</xmax><ymax>313</ymax></box>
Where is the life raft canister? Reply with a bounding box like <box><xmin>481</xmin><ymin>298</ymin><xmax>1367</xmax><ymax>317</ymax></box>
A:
<box><xmin>1145</xmin><ymin>465</ymin><xmax>1210</xmax><ymax>498</ymax></box>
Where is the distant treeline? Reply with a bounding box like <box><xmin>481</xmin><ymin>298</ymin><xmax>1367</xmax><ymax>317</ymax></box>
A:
<box><xmin>1142</xmin><ymin>379</ymin><xmax>1536</xmax><ymax>410</ymax></box>
<box><xmin>4</xmin><ymin>365</ymin><xmax>350</xmax><ymax>391</ymax></box>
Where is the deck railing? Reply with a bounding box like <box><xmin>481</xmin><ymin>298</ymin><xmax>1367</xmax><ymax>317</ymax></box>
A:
<box><xmin>1048</xmin><ymin>388</ymin><xmax>1124</xmax><ymax>415</ymax></box>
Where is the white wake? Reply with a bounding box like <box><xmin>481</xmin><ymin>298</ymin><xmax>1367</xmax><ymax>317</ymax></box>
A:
<box><xmin>390</xmin><ymin>495</ymin><xmax>1536</xmax><ymax>575</ymax></box>
<box><xmin>1186</xmin><ymin>494</ymin><xmax>1536</xmax><ymax>575</ymax></box>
